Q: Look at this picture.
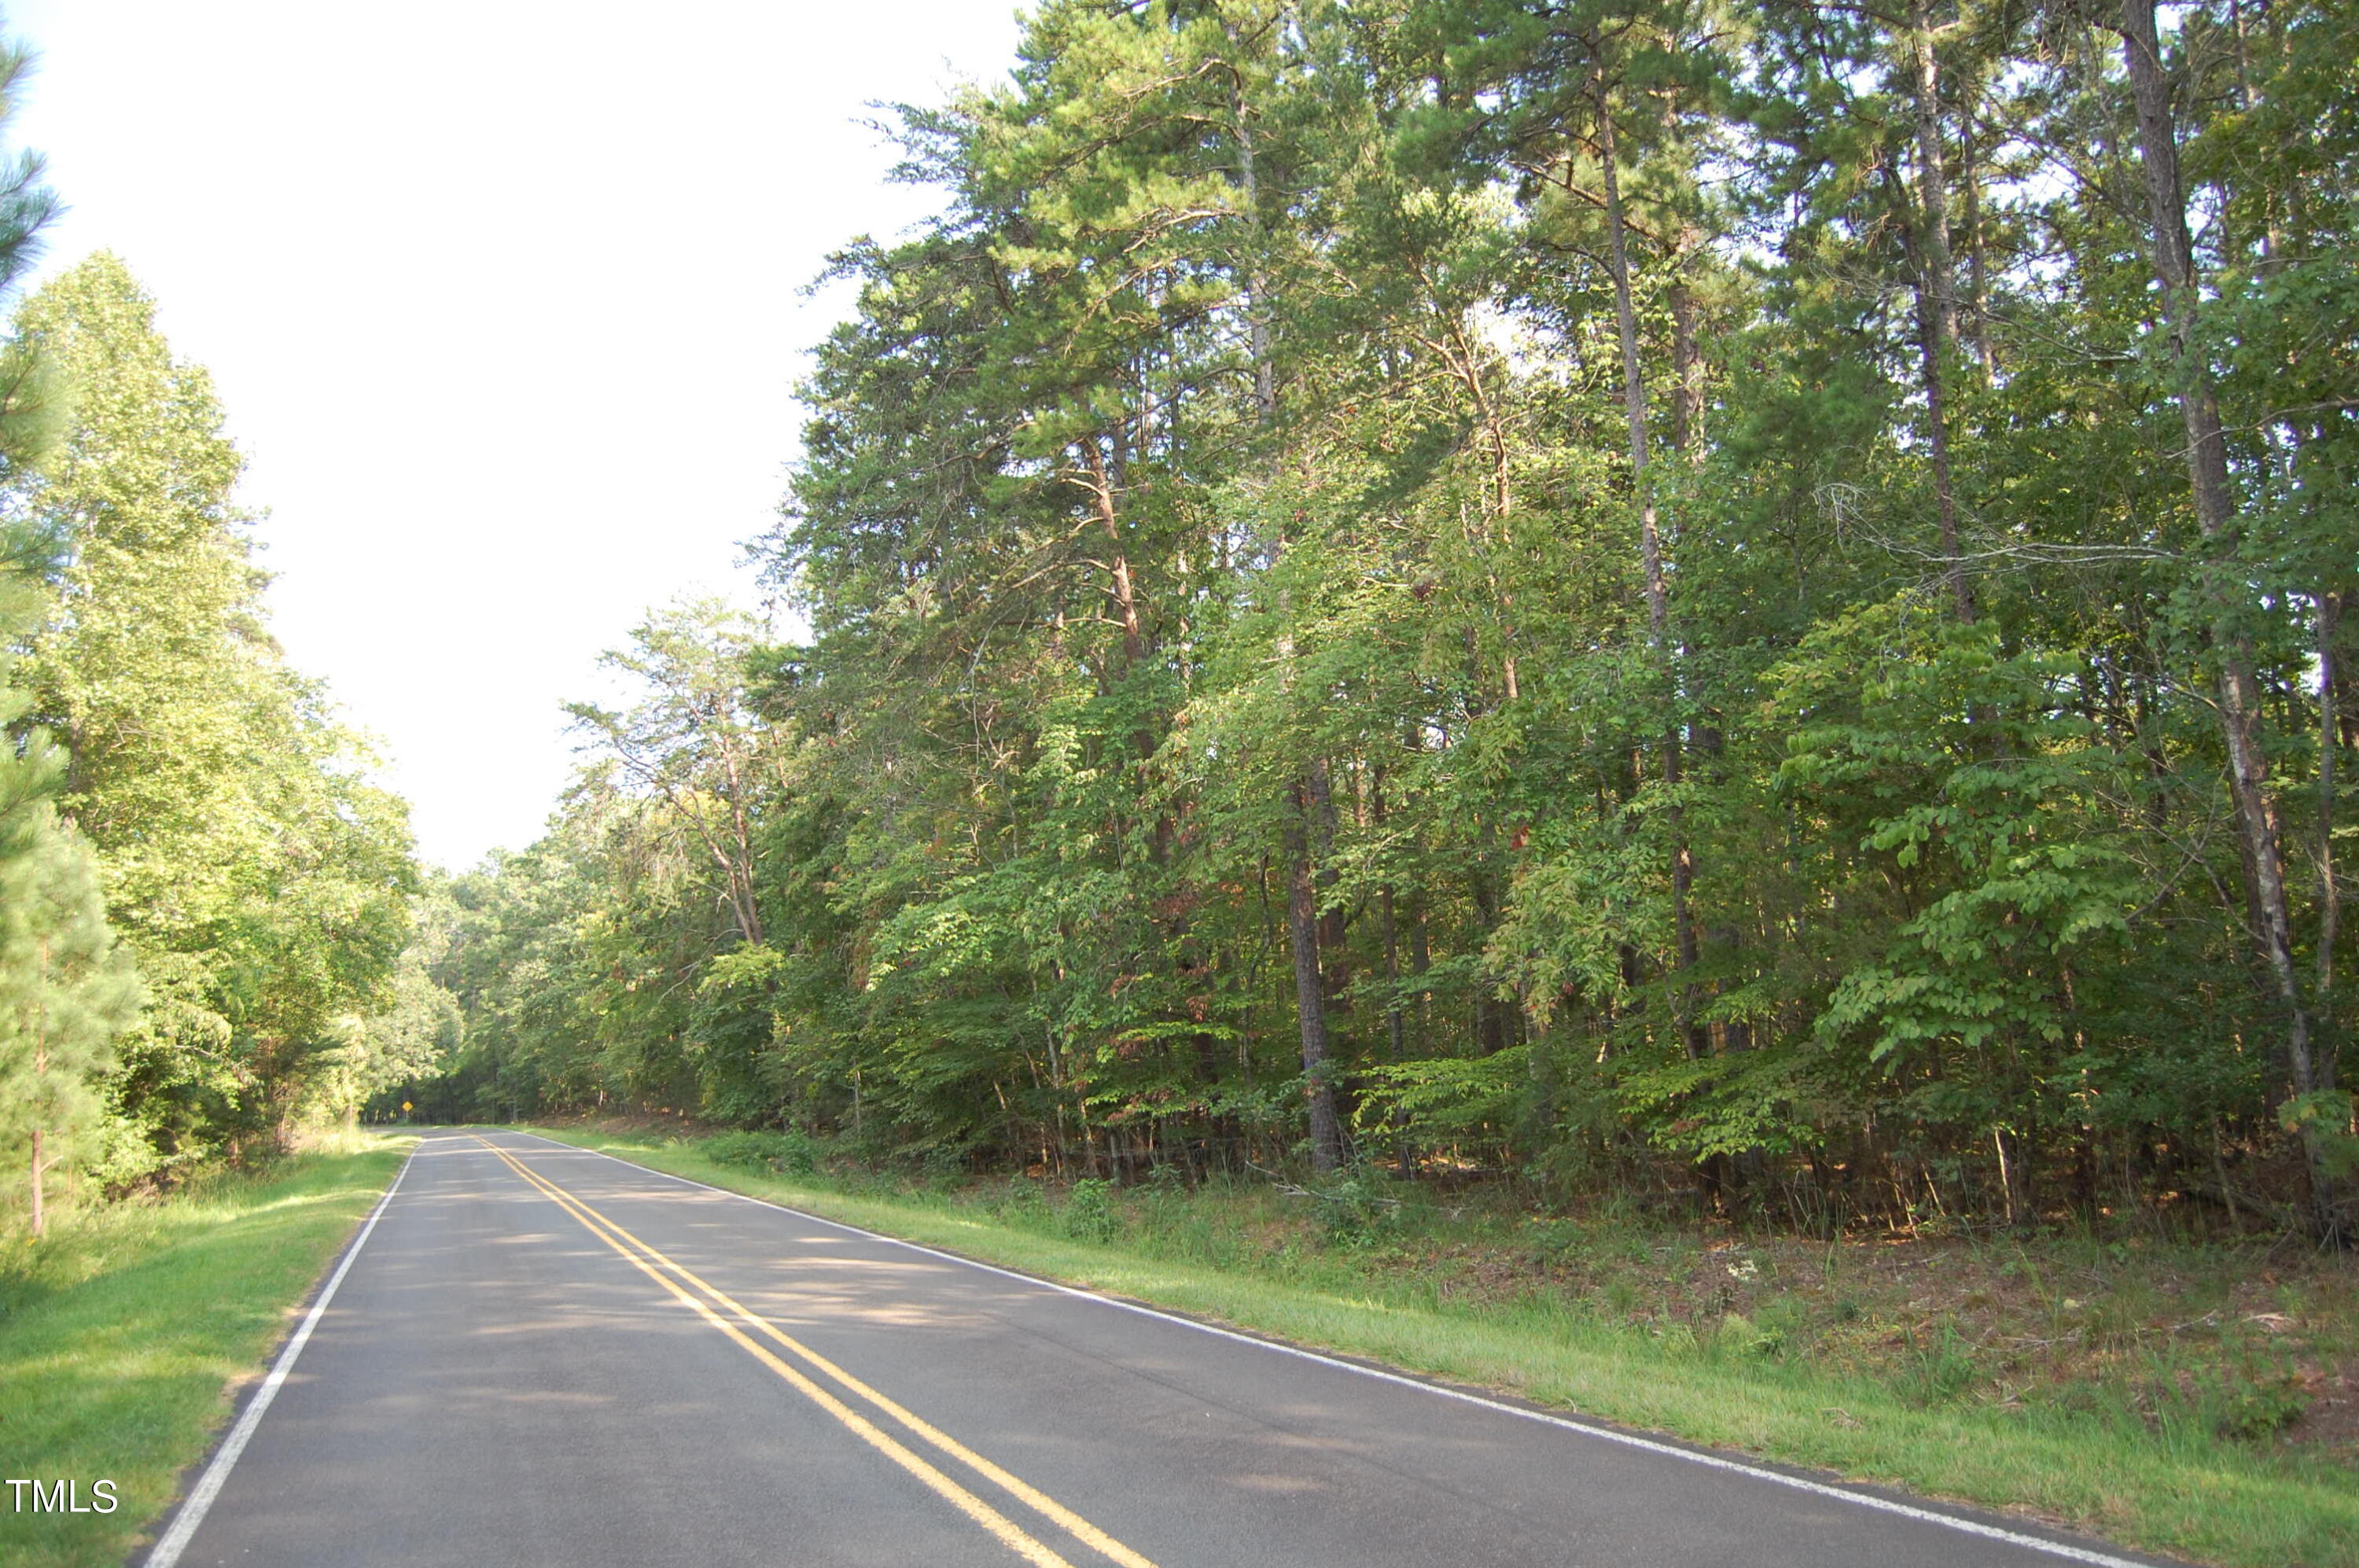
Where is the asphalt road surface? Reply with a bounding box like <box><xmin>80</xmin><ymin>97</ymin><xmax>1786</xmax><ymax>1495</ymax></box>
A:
<box><xmin>146</xmin><ymin>1129</ymin><xmax>2177</xmax><ymax>1568</ymax></box>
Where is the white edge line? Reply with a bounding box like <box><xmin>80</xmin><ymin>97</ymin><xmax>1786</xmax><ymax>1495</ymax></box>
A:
<box><xmin>498</xmin><ymin>1128</ymin><xmax>2166</xmax><ymax>1568</ymax></box>
<box><xmin>142</xmin><ymin>1138</ymin><xmax>423</xmax><ymax>1568</ymax></box>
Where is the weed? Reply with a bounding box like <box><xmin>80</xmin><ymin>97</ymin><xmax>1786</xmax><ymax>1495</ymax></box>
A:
<box><xmin>1898</xmin><ymin>1322</ymin><xmax>1982</xmax><ymax>1407</ymax></box>
<box><xmin>994</xmin><ymin>1179</ymin><xmax>1052</xmax><ymax>1231</ymax></box>
<box><xmin>2210</xmin><ymin>1373</ymin><xmax>2310</xmax><ymax>1441</ymax></box>
<box><xmin>1062</xmin><ymin>1177</ymin><xmax>1117</xmax><ymax>1242</ymax></box>
<box><xmin>1715</xmin><ymin>1312</ymin><xmax>1787</xmax><ymax>1359</ymax></box>
<box><xmin>1312</xmin><ymin>1164</ymin><xmax>1402</xmax><ymax>1248</ymax></box>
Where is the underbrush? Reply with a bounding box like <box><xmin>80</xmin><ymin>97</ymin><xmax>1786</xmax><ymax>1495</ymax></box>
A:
<box><xmin>700</xmin><ymin>1127</ymin><xmax>822</xmax><ymax>1176</ymax></box>
<box><xmin>740</xmin><ymin>1143</ymin><xmax>2359</xmax><ymax>1464</ymax></box>
<box><xmin>525</xmin><ymin>1119</ymin><xmax>2359</xmax><ymax>1568</ymax></box>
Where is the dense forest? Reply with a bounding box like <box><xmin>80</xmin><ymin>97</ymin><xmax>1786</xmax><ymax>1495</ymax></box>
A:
<box><xmin>5</xmin><ymin>0</ymin><xmax>2348</xmax><ymax>1246</ymax></box>
<box><xmin>407</xmin><ymin>0</ymin><xmax>2357</xmax><ymax>1242</ymax></box>
<box><xmin>0</xmin><ymin>26</ymin><xmax>426</xmax><ymax>1229</ymax></box>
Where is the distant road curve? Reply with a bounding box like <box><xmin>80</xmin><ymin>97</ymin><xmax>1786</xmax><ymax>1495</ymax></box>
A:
<box><xmin>145</xmin><ymin>1129</ymin><xmax>2178</xmax><ymax>1568</ymax></box>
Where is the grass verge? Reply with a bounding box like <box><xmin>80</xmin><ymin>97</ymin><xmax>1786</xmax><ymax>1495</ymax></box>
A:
<box><xmin>0</xmin><ymin>1131</ymin><xmax>413</xmax><ymax>1568</ymax></box>
<box><xmin>518</xmin><ymin>1122</ymin><xmax>2354</xmax><ymax>1568</ymax></box>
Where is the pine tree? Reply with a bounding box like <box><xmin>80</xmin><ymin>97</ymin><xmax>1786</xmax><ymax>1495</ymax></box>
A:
<box><xmin>0</xmin><ymin>23</ymin><xmax>61</xmax><ymax>476</ymax></box>
<box><xmin>0</xmin><ymin>528</ymin><xmax>141</xmax><ymax>1234</ymax></box>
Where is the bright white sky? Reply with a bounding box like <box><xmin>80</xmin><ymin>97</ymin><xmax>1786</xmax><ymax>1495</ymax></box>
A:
<box><xmin>6</xmin><ymin>0</ymin><xmax>1021</xmax><ymax>871</ymax></box>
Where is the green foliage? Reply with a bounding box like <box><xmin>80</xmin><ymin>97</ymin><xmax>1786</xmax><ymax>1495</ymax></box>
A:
<box><xmin>0</xmin><ymin>24</ymin><xmax>60</xmax><ymax>477</ymax></box>
<box><xmin>702</xmin><ymin>1128</ymin><xmax>819</xmax><ymax>1176</ymax></box>
<box><xmin>2</xmin><ymin>256</ymin><xmax>423</xmax><ymax>1177</ymax></box>
<box><xmin>2206</xmin><ymin>1372</ymin><xmax>2310</xmax><ymax>1443</ymax></box>
<box><xmin>0</xmin><ymin>528</ymin><xmax>142</xmax><ymax>1220</ymax></box>
<box><xmin>2279</xmin><ymin>1093</ymin><xmax>2359</xmax><ymax>1180</ymax></box>
<box><xmin>1306</xmin><ymin>1162</ymin><xmax>1404</xmax><ymax>1250</ymax></box>
<box><xmin>433</xmin><ymin>0</ymin><xmax>2355</xmax><ymax>1240</ymax></box>
<box><xmin>1061</xmin><ymin>1177</ymin><xmax>1117</xmax><ymax>1243</ymax></box>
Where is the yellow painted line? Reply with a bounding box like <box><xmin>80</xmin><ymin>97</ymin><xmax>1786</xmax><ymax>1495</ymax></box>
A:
<box><xmin>486</xmin><ymin>1141</ymin><xmax>1161</xmax><ymax>1568</ymax></box>
<box><xmin>470</xmin><ymin>1138</ymin><xmax>1082</xmax><ymax>1568</ymax></box>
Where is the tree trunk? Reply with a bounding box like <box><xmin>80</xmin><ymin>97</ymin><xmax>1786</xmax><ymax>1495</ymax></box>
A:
<box><xmin>1380</xmin><ymin>885</ymin><xmax>1411</xmax><ymax>1174</ymax></box>
<box><xmin>1471</xmin><ymin>863</ymin><xmax>1513</xmax><ymax>1057</ymax></box>
<box><xmin>1242</xmin><ymin>97</ymin><xmax>1336</xmax><ymax>1171</ymax></box>
<box><xmin>718</xmin><ymin>744</ymin><xmax>764</xmax><ymax>947</ymax></box>
<box><xmin>1227</xmin><ymin>25</ymin><xmax>1276</xmax><ymax>428</ymax></box>
<box><xmin>1084</xmin><ymin>442</ymin><xmax>1147</xmax><ymax>670</ymax></box>
<box><xmin>1287</xmin><ymin>778</ymin><xmax>1345</xmax><ymax>1173</ymax></box>
<box><xmin>1906</xmin><ymin>0</ymin><xmax>1960</xmax><ymax>352</ymax></box>
<box><xmin>2317</xmin><ymin>591</ymin><xmax>2342</xmax><ymax>1073</ymax></box>
<box><xmin>1595</xmin><ymin>81</ymin><xmax>1668</xmax><ymax>640</ymax></box>
<box><xmin>1595</xmin><ymin>61</ymin><xmax>1702</xmax><ymax>1060</ymax></box>
<box><xmin>1961</xmin><ymin>102</ymin><xmax>1996</xmax><ymax>377</ymax></box>
<box><xmin>1904</xmin><ymin>0</ymin><xmax>1976</xmax><ymax>623</ymax></box>
<box><xmin>1308</xmin><ymin>760</ymin><xmax>1350</xmax><ymax>1023</ymax></box>
<box><xmin>2119</xmin><ymin>0</ymin><xmax>2340</xmax><ymax>1242</ymax></box>
<box><xmin>1375</xmin><ymin>767</ymin><xmax>1415</xmax><ymax>1176</ymax></box>
<box><xmin>1911</xmin><ymin>286</ymin><xmax>1974</xmax><ymax>624</ymax></box>
<box><xmin>31</xmin><ymin>955</ymin><xmax>47</xmax><ymax>1239</ymax></box>
<box><xmin>1670</xmin><ymin>274</ymin><xmax>1704</xmax><ymax>460</ymax></box>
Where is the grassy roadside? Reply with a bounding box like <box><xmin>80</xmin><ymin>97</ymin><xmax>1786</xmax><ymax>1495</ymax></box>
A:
<box><xmin>520</xmin><ymin>1122</ymin><xmax>2355</xmax><ymax>1568</ymax></box>
<box><xmin>0</xmin><ymin>1131</ymin><xmax>413</xmax><ymax>1568</ymax></box>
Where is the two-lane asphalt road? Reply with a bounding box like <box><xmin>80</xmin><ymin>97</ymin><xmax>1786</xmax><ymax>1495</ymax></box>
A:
<box><xmin>146</xmin><ymin>1130</ymin><xmax>2172</xmax><ymax>1567</ymax></box>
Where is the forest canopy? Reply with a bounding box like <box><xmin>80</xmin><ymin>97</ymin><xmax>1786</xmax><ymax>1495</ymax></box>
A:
<box><xmin>344</xmin><ymin>0</ymin><xmax>2359</xmax><ymax>1244</ymax></box>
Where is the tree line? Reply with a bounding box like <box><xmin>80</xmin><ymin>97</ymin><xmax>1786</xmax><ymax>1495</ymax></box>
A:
<box><xmin>1</xmin><ymin>31</ymin><xmax>425</xmax><ymax>1230</ymax></box>
<box><xmin>408</xmin><ymin>0</ymin><xmax>2351</xmax><ymax>1241</ymax></box>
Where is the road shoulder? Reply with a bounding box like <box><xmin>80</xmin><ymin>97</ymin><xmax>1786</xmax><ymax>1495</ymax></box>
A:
<box><xmin>0</xmin><ymin>1133</ymin><xmax>414</xmax><ymax>1568</ymax></box>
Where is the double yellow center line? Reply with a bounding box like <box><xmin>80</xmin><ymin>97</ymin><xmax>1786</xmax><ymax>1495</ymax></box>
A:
<box><xmin>471</xmin><ymin>1137</ymin><xmax>1157</xmax><ymax>1568</ymax></box>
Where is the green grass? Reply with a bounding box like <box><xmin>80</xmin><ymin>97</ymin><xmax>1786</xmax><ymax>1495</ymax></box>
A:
<box><xmin>0</xmin><ymin>1132</ymin><xmax>413</xmax><ymax>1568</ymax></box>
<box><xmin>518</xmin><ymin>1124</ymin><xmax>2357</xmax><ymax>1568</ymax></box>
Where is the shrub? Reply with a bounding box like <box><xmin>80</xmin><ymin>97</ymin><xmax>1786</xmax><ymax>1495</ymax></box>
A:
<box><xmin>1062</xmin><ymin>1177</ymin><xmax>1117</xmax><ymax>1242</ymax></box>
<box><xmin>701</xmin><ymin>1129</ymin><xmax>819</xmax><ymax>1176</ymax></box>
